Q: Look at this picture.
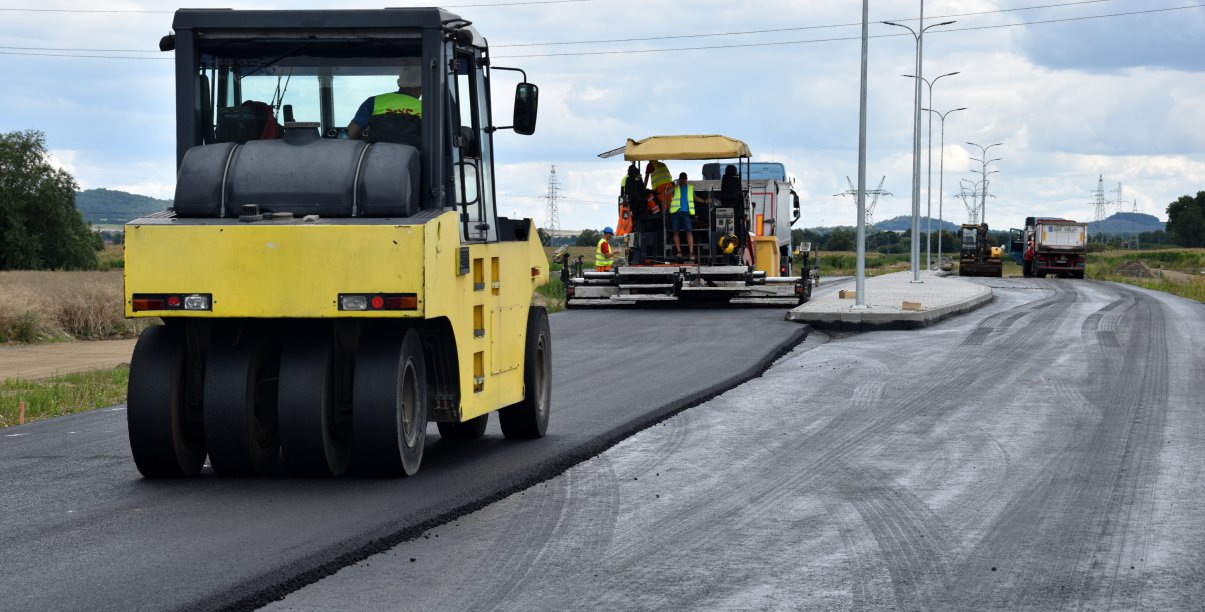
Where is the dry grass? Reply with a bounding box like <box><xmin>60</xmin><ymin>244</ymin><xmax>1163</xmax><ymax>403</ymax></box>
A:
<box><xmin>0</xmin><ymin>270</ymin><xmax>149</xmax><ymax>343</ymax></box>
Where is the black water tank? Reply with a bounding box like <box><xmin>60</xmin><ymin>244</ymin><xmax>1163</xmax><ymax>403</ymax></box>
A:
<box><xmin>173</xmin><ymin>138</ymin><xmax>419</xmax><ymax>218</ymax></box>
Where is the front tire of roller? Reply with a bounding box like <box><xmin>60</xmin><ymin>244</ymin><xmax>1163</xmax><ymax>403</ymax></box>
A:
<box><xmin>203</xmin><ymin>330</ymin><xmax>281</xmax><ymax>476</ymax></box>
<box><xmin>127</xmin><ymin>325</ymin><xmax>206</xmax><ymax>478</ymax></box>
<box><xmin>354</xmin><ymin>327</ymin><xmax>427</xmax><ymax>477</ymax></box>
<box><xmin>278</xmin><ymin>334</ymin><xmax>351</xmax><ymax>476</ymax></box>
<box><xmin>499</xmin><ymin>308</ymin><xmax>551</xmax><ymax>439</ymax></box>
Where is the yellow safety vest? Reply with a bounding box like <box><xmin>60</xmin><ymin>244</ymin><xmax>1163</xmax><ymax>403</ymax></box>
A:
<box><xmin>670</xmin><ymin>184</ymin><xmax>695</xmax><ymax>214</ymax></box>
<box><xmin>595</xmin><ymin>237</ymin><xmax>613</xmax><ymax>268</ymax></box>
<box><xmin>373</xmin><ymin>92</ymin><xmax>422</xmax><ymax>118</ymax></box>
<box><xmin>648</xmin><ymin>161</ymin><xmax>672</xmax><ymax>188</ymax></box>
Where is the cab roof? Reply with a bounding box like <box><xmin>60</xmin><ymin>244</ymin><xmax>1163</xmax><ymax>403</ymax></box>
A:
<box><xmin>172</xmin><ymin>8</ymin><xmax>484</xmax><ymax>47</ymax></box>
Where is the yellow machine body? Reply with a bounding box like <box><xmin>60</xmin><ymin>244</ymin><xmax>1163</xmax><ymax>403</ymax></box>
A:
<box><xmin>752</xmin><ymin>235</ymin><xmax>780</xmax><ymax>277</ymax></box>
<box><xmin>125</xmin><ymin>212</ymin><xmax>549</xmax><ymax>421</ymax></box>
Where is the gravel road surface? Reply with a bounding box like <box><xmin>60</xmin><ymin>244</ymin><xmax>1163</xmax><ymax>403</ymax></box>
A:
<box><xmin>268</xmin><ymin>278</ymin><xmax>1205</xmax><ymax>611</ymax></box>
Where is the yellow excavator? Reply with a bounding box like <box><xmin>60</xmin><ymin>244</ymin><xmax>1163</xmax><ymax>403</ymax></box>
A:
<box><xmin>124</xmin><ymin>8</ymin><xmax>550</xmax><ymax>478</ymax></box>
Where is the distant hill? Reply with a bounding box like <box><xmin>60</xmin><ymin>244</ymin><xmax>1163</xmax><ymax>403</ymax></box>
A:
<box><xmin>874</xmin><ymin>215</ymin><xmax>961</xmax><ymax>233</ymax></box>
<box><xmin>1086</xmin><ymin>212</ymin><xmax>1165</xmax><ymax>236</ymax></box>
<box><xmin>76</xmin><ymin>188</ymin><xmax>171</xmax><ymax>224</ymax></box>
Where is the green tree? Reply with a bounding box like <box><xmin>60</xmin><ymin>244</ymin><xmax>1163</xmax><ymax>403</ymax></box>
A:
<box><xmin>1166</xmin><ymin>191</ymin><xmax>1205</xmax><ymax>247</ymax></box>
<box><xmin>575</xmin><ymin>229</ymin><xmax>602</xmax><ymax>247</ymax></box>
<box><xmin>0</xmin><ymin>130</ymin><xmax>100</xmax><ymax>270</ymax></box>
<box><xmin>820</xmin><ymin>227</ymin><xmax>852</xmax><ymax>251</ymax></box>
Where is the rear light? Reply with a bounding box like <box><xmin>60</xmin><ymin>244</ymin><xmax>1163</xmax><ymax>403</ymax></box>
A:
<box><xmin>338</xmin><ymin>293</ymin><xmax>418</xmax><ymax>311</ymax></box>
<box><xmin>340</xmin><ymin>295</ymin><xmax>369</xmax><ymax>311</ymax></box>
<box><xmin>183</xmin><ymin>295</ymin><xmax>210</xmax><ymax>310</ymax></box>
<box><xmin>131</xmin><ymin>293</ymin><xmax>212</xmax><ymax>312</ymax></box>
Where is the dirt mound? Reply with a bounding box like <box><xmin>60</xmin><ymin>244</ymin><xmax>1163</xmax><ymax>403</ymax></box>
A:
<box><xmin>1114</xmin><ymin>261</ymin><xmax>1155</xmax><ymax>278</ymax></box>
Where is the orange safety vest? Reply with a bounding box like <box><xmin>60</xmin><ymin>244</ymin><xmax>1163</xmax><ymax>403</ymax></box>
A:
<box><xmin>616</xmin><ymin>202</ymin><xmax>633</xmax><ymax>236</ymax></box>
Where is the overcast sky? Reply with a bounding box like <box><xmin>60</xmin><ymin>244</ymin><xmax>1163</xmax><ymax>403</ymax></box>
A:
<box><xmin>2</xmin><ymin>0</ymin><xmax>1202</xmax><ymax>233</ymax></box>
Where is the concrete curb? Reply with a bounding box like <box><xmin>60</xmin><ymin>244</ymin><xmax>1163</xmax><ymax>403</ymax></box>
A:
<box><xmin>788</xmin><ymin>287</ymin><xmax>993</xmax><ymax>331</ymax></box>
<box><xmin>785</xmin><ymin>271</ymin><xmax>995</xmax><ymax>331</ymax></box>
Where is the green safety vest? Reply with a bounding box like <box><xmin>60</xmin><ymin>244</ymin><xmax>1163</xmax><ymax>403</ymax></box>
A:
<box><xmin>595</xmin><ymin>237</ymin><xmax>613</xmax><ymax>267</ymax></box>
<box><xmin>648</xmin><ymin>161</ymin><xmax>672</xmax><ymax>188</ymax></box>
<box><xmin>670</xmin><ymin>184</ymin><xmax>695</xmax><ymax>214</ymax></box>
<box><xmin>373</xmin><ymin>92</ymin><xmax>422</xmax><ymax>118</ymax></box>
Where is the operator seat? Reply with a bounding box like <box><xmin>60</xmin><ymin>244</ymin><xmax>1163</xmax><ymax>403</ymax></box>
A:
<box><xmin>363</xmin><ymin>114</ymin><xmax>422</xmax><ymax>149</ymax></box>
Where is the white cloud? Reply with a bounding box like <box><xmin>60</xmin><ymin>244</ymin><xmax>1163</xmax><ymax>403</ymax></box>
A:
<box><xmin>2</xmin><ymin>0</ymin><xmax>1201</xmax><ymax>235</ymax></box>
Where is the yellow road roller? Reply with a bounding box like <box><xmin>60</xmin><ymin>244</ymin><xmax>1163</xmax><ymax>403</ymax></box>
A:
<box><xmin>125</xmin><ymin>8</ymin><xmax>550</xmax><ymax>478</ymax></box>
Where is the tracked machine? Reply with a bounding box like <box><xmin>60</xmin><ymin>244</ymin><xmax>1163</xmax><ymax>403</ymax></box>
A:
<box><xmin>124</xmin><ymin>8</ymin><xmax>550</xmax><ymax>478</ymax></box>
<box><xmin>957</xmin><ymin>223</ymin><xmax>1003</xmax><ymax>277</ymax></box>
<box><xmin>568</xmin><ymin>135</ymin><xmax>814</xmax><ymax>307</ymax></box>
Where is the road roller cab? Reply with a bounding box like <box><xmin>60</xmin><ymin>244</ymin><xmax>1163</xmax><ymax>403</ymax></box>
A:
<box><xmin>124</xmin><ymin>8</ymin><xmax>550</xmax><ymax>478</ymax></box>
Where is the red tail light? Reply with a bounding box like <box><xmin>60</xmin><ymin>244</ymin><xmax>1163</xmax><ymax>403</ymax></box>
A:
<box><xmin>338</xmin><ymin>293</ymin><xmax>419</xmax><ymax>311</ymax></box>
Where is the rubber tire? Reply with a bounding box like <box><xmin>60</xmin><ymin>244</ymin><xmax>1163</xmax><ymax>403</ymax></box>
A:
<box><xmin>499</xmin><ymin>308</ymin><xmax>551</xmax><ymax>439</ymax></box>
<box><xmin>437</xmin><ymin>414</ymin><xmax>488</xmax><ymax>441</ymax></box>
<box><xmin>127</xmin><ymin>325</ymin><xmax>206</xmax><ymax>478</ymax></box>
<box><xmin>203</xmin><ymin>330</ymin><xmax>281</xmax><ymax>476</ymax></box>
<box><xmin>278</xmin><ymin>334</ymin><xmax>351</xmax><ymax>476</ymax></box>
<box><xmin>353</xmin><ymin>327</ymin><xmax>427</xmax><ymax>477</ymax></box>
<box><xmin>1034</xmin><ymin>268</ymin><xmax>1044</xmax><ymax>279</ymax></box>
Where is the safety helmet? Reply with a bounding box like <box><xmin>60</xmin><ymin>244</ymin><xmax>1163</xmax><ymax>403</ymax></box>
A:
<box><xmin>603</xmin><ymin>226</ymin><xmax>614</xmax><ymax>235</ymax></box>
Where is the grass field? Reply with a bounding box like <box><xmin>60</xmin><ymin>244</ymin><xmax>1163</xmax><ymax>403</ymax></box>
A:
<box><xmin>1085</xmin><ymin>248</ymin><xmax>1205</xmax><ymax>302</ymax></box>
<box><xmin>809</xmin><ymin>252</ymin><xmax>913</xmax><ymax>276</ymax></box>
<box><xmin>0</xmin><ymin>366</ymin><xmax>129</xmax><ymax>428</ymax></box>
<box><xmin>0</xmin><ymin>270</ymin><xmax>149</xmax><ymax>343</ymax></box>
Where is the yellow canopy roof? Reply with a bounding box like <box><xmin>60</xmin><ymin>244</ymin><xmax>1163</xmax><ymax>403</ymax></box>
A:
<box><xmin>620</xmin><ymin>135</ymin><xmax>752</xmax><ymax>161</ymax></box>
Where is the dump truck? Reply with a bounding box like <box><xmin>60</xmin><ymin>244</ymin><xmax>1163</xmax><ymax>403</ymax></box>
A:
<box><xmin>958</xmin><ymin>223</ymin><xmax>1003</xmax><ymax>277</ymax></box>
<box><xmin>124</xmin><ymin>8</ymin><xmax>550</xmax><ymax>478</ymax></box>
<box><xmin>568</xmin><ymin>135</ymin><xmax>814</xmax><ymax>307</ymax></box>
<box><xmin>1008</xmin><ymin>217</ymin><xmax>1088</xmax><ymax>278</ymax></box>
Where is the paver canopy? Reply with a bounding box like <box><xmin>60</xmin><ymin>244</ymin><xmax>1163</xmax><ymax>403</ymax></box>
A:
<box><xmin>596</xmin><ymin>135</ymin><xmax>752</xmax><ymax>161</ymax></box>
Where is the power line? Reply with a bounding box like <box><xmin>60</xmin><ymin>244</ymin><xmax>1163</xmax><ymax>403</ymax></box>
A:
<box><xmin>0</xmin><ymin>45</ymin><xmax>159</xmax><ymax>53</ymax></box>
<box><xmin>0</xmin><ymin>0</ymin><xmax>590</xmax><ymax>13</ymax></box>
<box><xmin>0</xmin><ymin>50</ymin><xmax>168</xmax><ymax>59</ymax></box>
<box><xmin>495</xmin><ymin>3</ymin><xmax>1205</xmax><ymax>58</ymax></box>
<box><xmin>494</xmin><ymin>0</ymin><xmax>1118</xmax><ymax>47</ymax></box>
<box><xmin>1</xmin><ymin>1</ymin><xmax>1198</xmax><ymax>61</ymax></box>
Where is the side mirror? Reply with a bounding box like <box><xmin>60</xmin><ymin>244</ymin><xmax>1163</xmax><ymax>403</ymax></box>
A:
<box><xmin>791</xmin><ymin>192</ymin><xmax>801</xmax><ymax>225</ymax></box>
<box><xmin>513</xmin><ymin>82</ymin><xmax>539</xmax><ymax>135</ymax></box>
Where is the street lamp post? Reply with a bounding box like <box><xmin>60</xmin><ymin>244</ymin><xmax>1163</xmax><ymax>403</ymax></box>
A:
<box><xmin>855</xmin><ymin>0</ymin><xmax>870</xmax><ymax>309</ymax></box>
<box><xmin>923</xmin><ymin>106</ymin><xmax>965</xmax><ymax>269</ymax></box>
<box><xmin>884</xmin><ymin>6</ymin><xmax>955</xmax><ymax>282</ymax></box>
<box><xmin>967</xmin><ymin>141</ymin><xmax>1003</xmax><ymax>224</ymax></box>
<box><xmin>906</xmin><ymin>72</ymin><xmax>958</xmax><ymax>269</ymax></box>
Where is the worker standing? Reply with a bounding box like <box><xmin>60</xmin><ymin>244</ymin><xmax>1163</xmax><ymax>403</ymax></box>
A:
<box><xmin>645</xmin><ymin>159</ymin><xmax>673</xmax><ymax>211</ymax></box>
<box><xmin>595</xmin><ymin>227</ymin><xmax>617</xmax><ymax>272</ymax></box>
<box><xmin>670</xmin><ymin>172</ymin><xmax>699</xmax><ymax>260</ymax></box>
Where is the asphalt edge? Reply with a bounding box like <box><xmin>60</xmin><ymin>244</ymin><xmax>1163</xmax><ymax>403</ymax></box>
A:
<box><xmin>209</xmin><ymin>323</ymin><xmax>814</xmax><ymax>612</ymax></box>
